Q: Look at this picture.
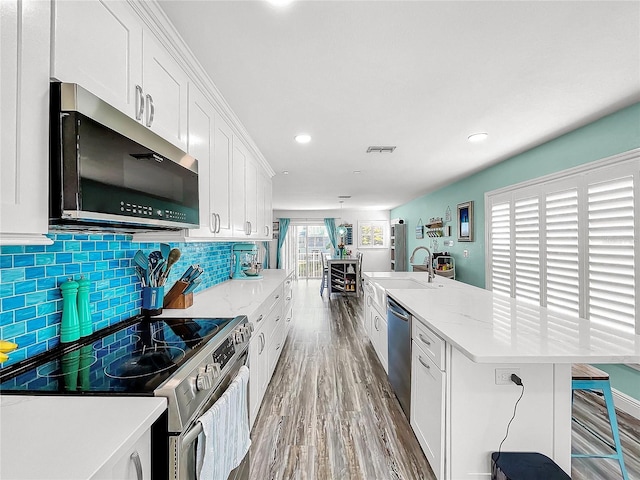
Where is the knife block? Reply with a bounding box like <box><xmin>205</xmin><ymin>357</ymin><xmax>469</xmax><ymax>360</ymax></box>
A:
<box><xmin>164</xmin><ymin>292</ymin><xmax>193</xmax><ymax>309</ymax></box>
<box><xmin>163</xmin><ymin>281</ymin><xmax>190</xmax><ymax>308</ymax></box>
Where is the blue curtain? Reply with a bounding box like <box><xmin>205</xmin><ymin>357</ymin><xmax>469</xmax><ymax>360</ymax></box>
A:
<box><xmin>324</xmin><ymin>218</ymin><xmax>338</xmax><ymax>250</ymax></box>
<box><xmin>262</xmin><ymin>241</ymin><xmax>270</xmax><ymax>269</ymax></box>
<box><xmin>276</xmin><ymin>218</ymin><xmax>290</xmax><ymax>269</ymax></box>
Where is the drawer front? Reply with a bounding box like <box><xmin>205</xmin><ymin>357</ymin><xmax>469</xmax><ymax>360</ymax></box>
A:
<box><xmin>412</xmin><ymin>320</ymin><xmax>445</xmax><ymax>371</ymax></box>
<box><xmin>249</xmin><ymin>284</ymin><xmax>284</xmax><ymax>329</ymax></box>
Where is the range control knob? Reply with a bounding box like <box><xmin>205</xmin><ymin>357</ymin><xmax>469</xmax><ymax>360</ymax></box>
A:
<box><xmin>195</xmin><ymin>366</ymin><xmax>213</xmax><ymax>391</ymax></box>
<box><xmin>205</xmin><ymin>362</ymin><xmax>222</xmax><ymax>379</ymax></box>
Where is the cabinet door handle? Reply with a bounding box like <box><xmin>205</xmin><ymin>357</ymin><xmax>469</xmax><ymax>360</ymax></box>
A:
<box><xmin>135</xmin><ymin>85</ymin><xmax>144</xmax><ymax>121</ymax></box>
<box><xmin>265</xmin><ymin>225</ymin><xmax>269</xmax><ymax>236</ymax></box>
<box><xmin>259</xmin><ymin>332</ymin><xmax>265</xmax><ymax>354</ymax></box>
<box><xmin>418</xmin><ymin>334</ymin><xmax>431</xmax><ymax>346</ymax></box>
<box><xmin>418</xmin><ymin>356</ymin><xmax>431</xmax><ymax>370</ymax></box>
<box><xmin>374</xmin><ymin>316</ymin><xmax>379</xmax><ymax>331</ymax></box>
<box><xmin>275</xmin><ymin>316</ymin><xmax>280</xmax><ymax>322</ymax></box>
<box><xmin>145</xmin><ymin>94</ymin><xmax>155</xmax><ymax>127</ymax></box>
<box><xmin>210</xmin><ymin>213</ymin><xmax>217</xmax><ymax>233</ymax></box>
<box><xmin>216</xmin><ymin>214</ymin><xmax>222</xmax><ymax>233</ymax></box>
<box><xmin>276</xmin><ymin>343</ymin><xmax>281</xmax><ymax>351</ymax></box>
<box><xmin>256</xmin><ymin>314</ymin><xmax>263</xmax><ymax>323</ymax></box>
<box><xmin>287</xmin><ymin>315</ymin><xmax>291</xmax><ymax>323</ymax></box>
<box><xmin>367</xmin><ymin>296</ymin><xmax>372</xmax><ymax>306</ymax></box>
<box><xmin>130</xmin><ymin>450</ymin><xmax>143</xmax><ymax>480</ymax></box>
<box><xmin>286</xmin><ymin>296</ymin><xmax>291</xmax><ymax>301</ymax></box>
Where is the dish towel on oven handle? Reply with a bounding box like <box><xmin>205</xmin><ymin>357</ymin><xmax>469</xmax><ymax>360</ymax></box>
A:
<box><xmin>196</xmin><ymin>365</ymin><xmax>251</xmax><ymax>480</ymax></box>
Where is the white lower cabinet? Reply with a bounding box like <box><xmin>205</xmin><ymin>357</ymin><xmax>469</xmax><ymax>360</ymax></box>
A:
<box><xmin>411</xmin><ymin>340</ymin><xmax>445</xmax><ymax>480</ymax></box>
<box><xmin>93</xmin><ymin>428</ymin><xmax>151</xmax><ymax>480</ymax></box>
<box><xmin>370</xmin><ymin>305</ymin><xmax>388</xmax><ymax>373</ymax></box>
<box><xmin>249</xmin><ymin>278</ymin><xmax>293</xmax><ymax>429</ymax></box>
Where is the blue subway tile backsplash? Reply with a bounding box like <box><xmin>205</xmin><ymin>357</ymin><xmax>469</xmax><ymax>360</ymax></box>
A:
<box><xmin>0</xmin><ymin>233</ymin><xmax>235</xmax><ymax>367</ymax></box>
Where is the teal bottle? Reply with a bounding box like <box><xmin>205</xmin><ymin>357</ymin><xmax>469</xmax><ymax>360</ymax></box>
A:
<box><xmin>77</xmin><ymin>276</ymin><xmax>92</xmax><ymax>337</ymax></box>
<box><xmin>60</xmin><ymin>278</ymin><xmax>80</xmax><ymax>343</ymax></box>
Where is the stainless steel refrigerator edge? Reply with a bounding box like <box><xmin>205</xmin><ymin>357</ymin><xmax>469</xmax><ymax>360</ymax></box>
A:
<box><xmin>387</xmin><ymin>297</ymin><xmax>412</xmax><ymax>417</ymax></box>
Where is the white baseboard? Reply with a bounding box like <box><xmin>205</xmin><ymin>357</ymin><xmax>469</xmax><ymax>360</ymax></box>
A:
<box><xmin>613</xmin><ymin>388</ymin><xmax>640</xmax><ymax>421</ymax></box>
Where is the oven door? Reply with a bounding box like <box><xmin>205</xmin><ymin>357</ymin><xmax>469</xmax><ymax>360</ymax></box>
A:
<box><xmin>170</xmin><ymin>348</ymin><xmax>249</xmax><ymax>480</ymax></box>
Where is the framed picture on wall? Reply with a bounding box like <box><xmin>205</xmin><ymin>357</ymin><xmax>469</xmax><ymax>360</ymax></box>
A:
<box><xmin>457</xmin><ymin>201</ymin><xmax>474</xmax><ymax>242</ymax></box>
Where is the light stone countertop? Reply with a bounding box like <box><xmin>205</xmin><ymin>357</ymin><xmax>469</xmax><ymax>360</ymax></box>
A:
<box><xmin>0</xmin><ymin>395</ymin><xmax>166</xmax><ymax>480</ymax></box>
<box><xmin>364</xmin><ymin>271</ymin><xmax>640</xmax><ymax>364</ymax></box>
<box><xmin>159</xmin><ymin>269</ymin><xmax>291</xmax><ymax>319</ymax></box>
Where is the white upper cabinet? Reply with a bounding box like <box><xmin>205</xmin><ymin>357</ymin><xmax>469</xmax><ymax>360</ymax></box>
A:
<box><xmin>52</xmin><ymin>0</ymin><xmax>188</xmax><ymax>150</ymax></box>
<box><xmin>232</xmin><ymin>141</ymin><xmax>248</xmax><ymax>237</ymax></box>
<box><xmin>0</xmin><ymin>0</ymin><xmax>52</xmax><ymax>245</ymax></box>
<box><xmin>186</xmin><ymin>84</ymin><xmax>234</xmax><ymax>239</ymax></box>
<box><xmin>245</xmin><ymin>154</ymin><xmax>259</xmax><ymax>237</ymax></box>
<box><xmin>141</xmin><ymin>29</ymin><xmax>189</xmax><ymax>150</ymax></box>
<box><xmin>257</xmin><ymin>171</ymin><xmax>273</xmax><ymax>239</ymax></box>
<box><xmin>211</xmin><ymin>112</ymin><xmax>234</xmax><ymax>237</ymax></box>
<box><xmin>187</xmin><ymin>83</ymin><xmax>215</xmax><ymax>237</ymax></box>
<box><xmin>51</xmin><ymin>0</ymin><xmax>143</xmax><ymax>119</ymax></box>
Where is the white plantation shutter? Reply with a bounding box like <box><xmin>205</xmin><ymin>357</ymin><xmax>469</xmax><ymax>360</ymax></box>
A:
<box><xmin>514</xmin><ymin>197</ymin><xmax>540</xmax><ymax>304</ymax></box>
<box><xmin>485</xmin><ymin>149</ymin><xmax>639</xmax><ymax>334</ymax></box>
<box><xmin>545</xmin><ymin>188</ymin><xmax>580</xmax><ymax>317</ymax></box>
<box><xmin>587</xmin><ymin>176</ymin><xmax>635</xmax><ymax>333</ymax></box>
<box><xmin>490</xmin><ymin>201</ymin><xmax>511</xmax><ymax>296</ymax></box>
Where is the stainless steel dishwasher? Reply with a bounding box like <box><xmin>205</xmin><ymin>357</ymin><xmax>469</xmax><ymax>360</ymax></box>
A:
<box><xmin>387</xmin><ymin>296</ymin><xmax>412</xmax><ymax>418</ymax></box>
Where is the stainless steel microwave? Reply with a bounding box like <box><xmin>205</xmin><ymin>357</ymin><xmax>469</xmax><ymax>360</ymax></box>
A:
<box><xmin>49</xmin><ymin>82</ymin><xmax>199</xmax><ymax>231</ymax></box>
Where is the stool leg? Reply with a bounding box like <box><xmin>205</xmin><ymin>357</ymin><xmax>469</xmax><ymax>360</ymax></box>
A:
<box><xmin>601</xmin><ymin>385</ymin><xmax>629</xmax><ymax>480</ymax></box>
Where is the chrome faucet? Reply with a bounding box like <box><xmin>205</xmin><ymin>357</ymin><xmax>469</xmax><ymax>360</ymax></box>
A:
<box><xmin>409</xmin><ymin>246</ymin><xmax>434</xmax><ymax>283</ymax></box>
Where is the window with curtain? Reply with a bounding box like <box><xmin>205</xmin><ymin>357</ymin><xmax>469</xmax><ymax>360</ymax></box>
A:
<box><xmin>485</xmin><ymin>149</ymin><xmax>639</xmax><ymax>335</ymax></box>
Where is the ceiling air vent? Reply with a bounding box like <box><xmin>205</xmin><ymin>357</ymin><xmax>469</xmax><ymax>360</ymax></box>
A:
<box><xmin>367</xmin><ymin>146</ymin><xmax>396</xmax><ymax>153</ymax></box>
<box><xmin>338</xmin><ymin>195</ymin><xmax>351</xmax><ymax>199</ymax></box>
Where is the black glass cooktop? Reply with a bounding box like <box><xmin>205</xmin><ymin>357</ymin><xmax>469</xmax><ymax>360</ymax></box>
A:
<box><xmin>0</xmin><ymin>317</ymin><xmax>234</xmax><ymax>394</ymax></box>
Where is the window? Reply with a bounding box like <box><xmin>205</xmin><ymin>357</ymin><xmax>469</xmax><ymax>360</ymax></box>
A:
<box><xmin>358</xmin><ymin>221</ymin><xmax>387</xmax><ymax>248</ymax></box>
<box><xmin>486</xmin><ymin>149</ymin><xmax>639</xmax><ymax>334</ymax></box>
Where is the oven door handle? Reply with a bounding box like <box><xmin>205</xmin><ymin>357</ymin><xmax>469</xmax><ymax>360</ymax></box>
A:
<box><xmin>181</xmin><ymin>348</ymin><xmax>249</xmax><ymax>450</ymax></box>
<box><xmin>182</xmin><ymin>421</ymin><xmax>203</xmax><ymax>451</ymax></box>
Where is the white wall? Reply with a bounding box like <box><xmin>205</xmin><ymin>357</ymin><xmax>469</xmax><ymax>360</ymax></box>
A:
<box><xmin>273</xmin><ymin>208</ymin><xmax>392</xmax><ymax>272</ymax></box>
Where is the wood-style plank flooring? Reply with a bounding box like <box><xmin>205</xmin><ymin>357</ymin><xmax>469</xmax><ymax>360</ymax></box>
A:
<box><xmin>249</xmin><ymin>279</ymin><xmax>640</xmax><ymax>480</ymax></box>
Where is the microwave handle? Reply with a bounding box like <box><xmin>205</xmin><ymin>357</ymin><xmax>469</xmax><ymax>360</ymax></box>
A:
<box><xmin>145</xmin><ymin>94</ymin><xmax>155</xmax><ymax>127</ymax></box>
<box><xmin>135</xmin><ymin>85</ymin><xmax>144</xmax><ymax>121</ymax></box>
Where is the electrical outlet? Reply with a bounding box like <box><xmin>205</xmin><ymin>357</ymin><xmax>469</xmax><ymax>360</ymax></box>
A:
<box><xmin>495</xmin><ymin>368</ymin><xmax>521</xmax><ymax>385</ymax></box>
<box><xmin>463</xmin><ymin>249</ymin><xmax>469</xmax><ymax>258</ymax></box>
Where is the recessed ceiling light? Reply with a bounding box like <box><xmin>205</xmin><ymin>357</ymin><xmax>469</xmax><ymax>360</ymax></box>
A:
<box><xmin>282</xmin><ymin>171</ymin><xmax>289</xmax><ymax>175</ymax></box>
<box><xmin>295</xmin><ymin>134</ymin><xmax>311</xmax><ymax>144</ymax></box>
<box><xmin>468</xmin><ymin>132</ymin><xmax>489</xmax><ymax>143</ymax></box>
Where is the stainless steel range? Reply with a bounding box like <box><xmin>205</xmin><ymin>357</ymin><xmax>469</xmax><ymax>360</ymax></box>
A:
<box><xmin>0</xmin><ymin>315</ymin><xmax>253</xmax><ymax>480</ymax></box>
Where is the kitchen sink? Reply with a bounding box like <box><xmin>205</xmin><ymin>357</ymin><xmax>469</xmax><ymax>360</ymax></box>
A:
<box><xmin>373</xmin><ymin>278</ymin><xmax>439</xmax><ymax>290</ymax></box>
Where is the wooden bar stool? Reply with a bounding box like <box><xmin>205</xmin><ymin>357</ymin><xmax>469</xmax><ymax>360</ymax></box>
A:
<box><xmin>571</xmin><ymin>364</ymin><xmax>629</xmax><ymax>480</ymax></box>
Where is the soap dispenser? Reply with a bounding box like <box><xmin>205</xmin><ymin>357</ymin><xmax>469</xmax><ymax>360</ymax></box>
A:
<box><xmin>60</xmin><ymin>277</ymin><xmax>80</xmax><ymax>343</ymax></box>
<box><xmin>77</xmin><ymin>276</ymin><xmax>92</xmax><ymax>338</ymax></box>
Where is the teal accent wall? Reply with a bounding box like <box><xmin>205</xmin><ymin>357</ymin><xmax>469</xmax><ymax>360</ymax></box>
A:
<box><xmin>392</xmin><ymin>102</ymin><xmax>640</xmax><ymax>288</ymax></box>
<box><xmin>392</xmin><ymin>102</ymin><xmax>640</xmax><ymax>403</ymax></box>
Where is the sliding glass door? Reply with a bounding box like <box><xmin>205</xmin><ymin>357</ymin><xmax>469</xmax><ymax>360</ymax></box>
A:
<box><xmin>294</xmin><ymin>224</ymin><xmax>330</xmax><ymax>279</ymax></box>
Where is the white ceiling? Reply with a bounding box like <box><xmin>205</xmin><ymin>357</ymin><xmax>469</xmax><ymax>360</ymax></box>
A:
<box><xmin>158</xmin><ymin>0</ymin><xmax>640</xmax><ymax>212</ymax></box>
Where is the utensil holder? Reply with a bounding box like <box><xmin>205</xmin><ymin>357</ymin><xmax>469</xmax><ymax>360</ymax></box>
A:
<box><xmin>164</xmin><ymin>292</ymin><xmax>194</xmax><ymax>309</ymax></box>
<box><xmin>142</xmin><ymin>286</ymin><xmax>164</xmax><ymax>316</ymax></box>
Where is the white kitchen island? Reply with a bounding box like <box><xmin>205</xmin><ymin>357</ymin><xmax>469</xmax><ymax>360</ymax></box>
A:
<box><xmin>363</xmin><ymin>271</ymin><xmax>640</xmax><ymax>479</ymax></box>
